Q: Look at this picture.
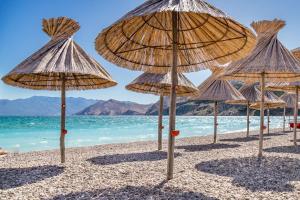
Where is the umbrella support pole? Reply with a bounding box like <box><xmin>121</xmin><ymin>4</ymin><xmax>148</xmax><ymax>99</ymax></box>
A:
<box><xmin>167</xmin><ymin>11</ymin><xmax>178</xmax><ymax>180</ymax></box>
<box><xmin>60</xmin><ymin>75</ymin><xmax>66</xmax><ymax>163</ymax></box>
<box><xmin>258</xmin><ymin>73</ymin><xmax>265</xmax><ymax>157</ymax></box>
<box><xmin>294</xmin><ymin>88</ymin><xmax>298</xmax><ymax>146</ymax></box>
<box><xmin>267</xmin><ymin>109</ymin><xmax>270</xmax><ymax>135</ymax></box>
<box><xmin>246</xmin><ymin>102</ymin><xmax>250</xmax><ymax>137</ymax></box>
<box><xmin>158</xmin><ymin>94</ymin><xmax>164</xmax><ymax>151</ymax></box>
<box><xmin>289</xmin><ymin>115</ymin><xmax>291</xmax><ymax>131</ymax></box>
<box><xmin>283</xmin><ymin>107</ymin><xmax>286</xmax><ymax>132</ymax></box>
<box><xmin>213</xmin><ymin>101</ymin><xmax>218</xmax><ymax>143</ymax></box>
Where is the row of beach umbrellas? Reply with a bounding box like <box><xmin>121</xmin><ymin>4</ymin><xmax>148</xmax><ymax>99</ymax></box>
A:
<box><xmin>2</xmin><ymin>0</ymin><xmax>300</xmax><ymax>181</ymax></box>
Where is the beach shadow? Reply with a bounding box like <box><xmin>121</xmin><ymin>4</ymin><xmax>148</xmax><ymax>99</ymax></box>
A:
<box><xmin>253</xmin><ymin>132</ymin><xmax>286</xmax><ymax>137</ymax></box>
<box><xmin>290</xmin><ymin>139</ymin><xmax>300</xmax><ymax>143</ymax></box>
<box><xmin>220</xmin><ymin>137</ymin><xmax>270</xmax><ymax>143</ymax></box>
<box><xmin>177</xmin><ymin>143</ymin><xmax>240</xmax><ymax>152</ymax></box>
<box><xmin>284</xmin><ymin>130</ymin><xmax>293</xmax><ymax>133</ymax></box>
<box><xmin>196</xmin><ymin>156</ymin><xmax>300</xmax><ymax>192</ymax></box>
<box><xmin>0</xmin><ymin>165</ymin><xmax>64</xmax><ymax>190</ymax></box>
<box><xmin>51</xmin><ymin>185</ymin><xmax>218</xmax><ymax>200</ymax></box>
<box><xmin>87</xmin><ymin>151</ymin><xmax>181</xmax><ymax>165</ymax></box>
<box><xmin>264</xmin><ymin>145</ymin><xmax>300</xmax><ymax>154</ymax></box>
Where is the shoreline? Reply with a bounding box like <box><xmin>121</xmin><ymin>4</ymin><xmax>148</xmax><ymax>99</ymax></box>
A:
<box><xmin>1</xmin><ymin>128</ymin><xmax>299</xmax><ymax>199</ymax></box>
<box><xmin>1</xmin><ymin>127</ymin><xmax>275</xmax><ymax>154</ymax></box>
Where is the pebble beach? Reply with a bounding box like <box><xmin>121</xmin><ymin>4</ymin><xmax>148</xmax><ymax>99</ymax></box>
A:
<box><xmin>1</xmin><ymin>129</ymin><xmax>300</xmax><ymax>200</ymax></box>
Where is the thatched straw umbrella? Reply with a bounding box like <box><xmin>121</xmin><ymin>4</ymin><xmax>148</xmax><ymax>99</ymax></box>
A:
<box><xmin>266</xmin><ymin>81</ymin><xmax>300</xmax><ymax>145</ymax></box>
<box><xmin>265</xmin><ymin>48</ymin><xmax>300</xmax><ymax>140</ymax></box>
<box><xmin>95</xmin><ymin>0</ymin><xmax>255</xmax><ymax>180</ymax></box>
<box><xmin>222</xmin><ymin>19</ymin><xmax>300</xmax><ymax>157</ymax></box>
<box><xmin>226</xmin><ymin>83</ymin><xmax>267</xmax><ymax>137</ymax></box>
<box><xmin>250</xmin><ymin>91</ymin><xmax>285</xmax><ymax>135</ymax></box>
<box><xmin>2</xmin><ymin>17</ymin><xmax>117</xmax><ymax>163</ymax></box>
<box><xmin>192</xmin><ymin>67</ymin><xmax>246</xmax><ymax>143</ymax></box>
<box><xmin>126</xmin><ymin>72</ymin><xmax>198</xmax><ymax>150</ymax></box>
<box><xmin>280</xmin><ymin>93</ymin><xmax>299</xmax><ymax>132</ymax></box>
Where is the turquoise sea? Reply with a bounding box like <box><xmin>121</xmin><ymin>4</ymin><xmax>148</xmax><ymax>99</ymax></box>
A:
<box><xmin>0</xmin><ymin>116</ymin><xmax>286</xmax><ymax>152</ymax></box>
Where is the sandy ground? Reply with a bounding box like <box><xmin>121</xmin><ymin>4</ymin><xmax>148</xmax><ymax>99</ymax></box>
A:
<box><xmin>0</xmin><ymin>129</ymin><xmax>300</xmax><ymax>200</ymax></box>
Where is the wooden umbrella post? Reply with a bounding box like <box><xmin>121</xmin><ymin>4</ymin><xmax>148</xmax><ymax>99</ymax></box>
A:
<box><xmin>60</xmin><ymin>75</ymin><xmax>66</xmax><ymax>163</ymax></box>
<box><xmin>294</xmin><ymin>87</ymin><xmax>299</xmax><ymax>146</ymax></box>
<box><xmin>246</xmin><ymin>101</ymin><xmax>250</xmax><ymax>137</ymax></box>
<box><xmin>158</xmin><ymin>94</ymin><xmax>164</xmax><ymax>151</ymax></box>
<box><xmin>167</xmin><ymin>11</ymin><xmax>178</xmax><ymax>180</ymax></box>
<box><xmin>289</xmin><ymin>115</ymin><xmax>291</xmax><ymax>131</ymax></box>
<box><xmin>213</xmin><ymin>101</ymin><xmax>218</xmax><ymax>143</ymax></box>
<box><xmin>258</xmin><ymin>73</ymin><xmax>265</xmax><ymax>157</ymax></box>
<box><xmin>267</xmin><ymin>109</ymin><xmax>270</xmax><ymax>135</ymax></box>
<box><xmin>283</xmin><ymin>106</ymin><xmax>286</xmax><ymax>132</ymax></box>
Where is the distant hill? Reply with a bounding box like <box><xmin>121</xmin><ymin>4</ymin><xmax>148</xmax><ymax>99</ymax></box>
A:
<box><xmin>0</xmin><ymin>96</ymin><xmax>99</xmax><ymax>116</ymax></box>
<box><xmin>0</xmin><ymin>93</ymin><xmax>288</xmax><ymax>117</ymax></box>
<box><xmin>146</xmin><ymin>99</ymin><xmax>287</xmax><ymax>116</ymax></box>
<box><xmin>144</xmin><ymin>80</ymin><xmax>287</xmax><ymax>116</ymax></box>
<box><xmin>77</xmin><ymin>99</ymin><xmax>152</xmax><ymax>116</ymax></box>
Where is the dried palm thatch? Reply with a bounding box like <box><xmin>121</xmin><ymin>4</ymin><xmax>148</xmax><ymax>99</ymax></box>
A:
<box><xmin>2</xmin><ymin>17</ymin><xmax>117</xmax><ymax>90</ymax></box>
<box><xmin>250</xmin><ymin>91</ymin><xmax>285</xmax><ymax>110</ymax></box>
<box><xmin>1</xmin><ymin>17</ymin><xmax>117</xmax><ymax>164</ymax></box>
<box><xmin>96</xmin><ymin>0</ymin><xmax>255</xmax><ymax>73</ymax></box>
<box><xmin>96</xmin><ymin>0</ymin><xmax>255</xmax><ymax>180</ymax></box>
<box><xmin>222</xmin><ymin>19</ymin><xmax>300</xmax><ymax>81</ymax></box>
<box><xmin>126</xmin><ymin>72</ymin><xmax>198</xmax><ymax>97</ymax></box>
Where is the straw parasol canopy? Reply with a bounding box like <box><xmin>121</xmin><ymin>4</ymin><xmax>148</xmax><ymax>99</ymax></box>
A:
<box><xmin>126</xmin><ymin>72</ymin><xmax>198</xmax><ymax>97</ymax></box>
<box><xmin>264</xmin><ymin>48</ymin><xmax>300</xmax><ymax>143</ymax></box>
<box><xmin>226</xmin><ymin>83</ymin><xmax>266</xmax><ymax>137</ymax></box>
<box><xmin>291</xmin><ymin>48</ymin><xmax>300</xmax><ymax>60</ymax></box>
<box><xmin>223</xmin><ymin>19</ymin><xmax>300</xmax><ymax>81</ymax></box>
<box><xmin>280</xmin><ymin>93</ymin><xmax>299</xmax><ymax>109</ymax></box>
<box><xmin>192</xmin><ymin>67</ymin><xmax>245</xmax><ymax>102</ymax></box>
<box><xmin>250</xmin><ymin>91</ymin><xmax>285</xmax><ymax>110</ymax></box>
<box><xmin>222</xmin><ymin>19</ymin><xmax>300</xmax><ymax>157</ymax></box>
<box><xmin>266</xmin><ymin>82</ymin><xmax>300</xmax><ymax>93</ymax></box>
<box><xmin>192</xmin><ymin>68</ymin><xmax>246</xmax><ymax>143</ymax></box>
<box><xmin>95</xmin><ymin>0</ymin><xmax>255</xmax><ymax>180</ymax></box>
<box><xmin>96</xmin><ymin>0</ymin><xmax>256</xmax><ymax>73</ymax></box>
<box><xmin>126</xmin><ymin>72</ymin><xmax>198</xmax><ymax>151</ymax></box>
<box><xmin>226</xmin><ymin>83</ymin><xmax>263</xmax><ymax>105</ymax></box>
<box><xmin>2</xmin><ymin>17</ymin><xmax>117</xmax><ymax>90</ymax></box>
<box><xmin>1</xmin><ymin>17</ymin><xmax>117</xmax><ymax>163</ymax></box>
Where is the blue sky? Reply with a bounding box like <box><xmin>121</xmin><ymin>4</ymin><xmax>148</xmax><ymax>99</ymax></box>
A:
<box><xmin>0</xmin><ymin>0</ymin><xmax>299</xmax><ymax>104</ymax></box>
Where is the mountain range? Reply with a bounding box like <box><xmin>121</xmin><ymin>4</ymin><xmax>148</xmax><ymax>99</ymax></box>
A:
<box><xmin>77</xmin><ymin>99</ymin><xmax>152</xmax><ymax>115</ymax></box>
<box><xmin>0</xmin><ymin>95</ymin><xmax>289</xmax><ymax>117</ymax></box>
<box><xmin>0</xmin><ymin>96</ymin><xmax>98</xmax><ymax>116</ymax></box>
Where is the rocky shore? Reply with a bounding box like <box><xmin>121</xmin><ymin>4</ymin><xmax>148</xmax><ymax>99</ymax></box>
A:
<box><xmin>1</xmin><ymin>129</ymin><xmax>300</xmax><ymax>199</ymax></box>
